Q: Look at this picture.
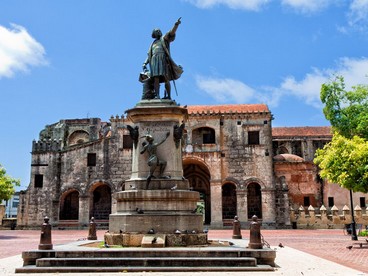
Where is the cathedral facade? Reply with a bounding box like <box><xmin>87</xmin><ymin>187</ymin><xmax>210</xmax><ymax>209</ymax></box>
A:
<box><xmin>17</xmin><ymin>104</ymin><xmax>367</xmax><ymax>229</ymax></box>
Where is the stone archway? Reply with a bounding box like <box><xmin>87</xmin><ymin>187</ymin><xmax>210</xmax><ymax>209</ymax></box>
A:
<box><xmin>222</xmin><ymin>183</ymin><xmax>237</xmax><ymax>220</ymax></box>
<box><xmin>68</xmin><ymin>130</ymin><xmax>89</xmax><ymax>146</ymax></box>
<box><xmin>183</xmin><ymin>160</ymin><xmax>211</xmax><ymax>224</ymax></box>
<box><xmin>247</xmin><ymin>182</ymin><xmax>262</xmax><ymax>219</ymax></box>
<box><xmin>90</xmin><ymin>183</ymin><xmax>111</xmax><ymax>221</ymax></box>
<box><xmin>59</xmin><ymin>190</ymin><xmax>79</xmax><ymax>220</ymax></box>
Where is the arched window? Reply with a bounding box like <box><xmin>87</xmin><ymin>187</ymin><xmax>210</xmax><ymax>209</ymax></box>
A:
<box><xmin>60</xmin><ymin>190</ymin><xmax>79</xmax><ymax>220</ymax></box>
<box><xmin>247</xmin><ymin>183</ymin><xmax>262</xmax><ymax>219</ymax></box>
<box><xmin>90</xmin><ymin>184</ymin><xmax>111</xmax><ymax>220</ymax></box>
<box><xmin>68</xmin><ymin>130</ymin><xmax>89</xmax><ymax>146</ymax></box>
<box><xmin>222</xmin><ymin>183</ymin><xmax>237</xmax><ymax>219</ymax></box>
<box><xmin>183</xmin><ymin>161</ymin><xmax>211</xmax><ymax>224</ymax></box>
<box><xmin>192</xmin><ymin>127</ymin><xmax>216</xmax><ymax>144</ymax></box>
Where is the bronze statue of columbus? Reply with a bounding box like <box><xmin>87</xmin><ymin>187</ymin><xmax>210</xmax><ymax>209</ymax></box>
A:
<box><xmin>142</xmin><ymin>17</ymin><xmax>183</xmax><ymax>100</ymax></box>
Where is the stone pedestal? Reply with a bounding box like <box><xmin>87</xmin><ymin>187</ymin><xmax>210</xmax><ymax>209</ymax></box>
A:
<box><xmin>127</xmin><ymin>100</ymin><xmax>188</xmax><ymax>180</ymax></box>
<box><xmin>107</xmin><ymin>100</ymin><xmax>204</xmax><ymax>246</ymax></box>
<box><xmin>109</xmin><ymin>189</ymin><xmax>203</xmax><ymax>234</ymax></box>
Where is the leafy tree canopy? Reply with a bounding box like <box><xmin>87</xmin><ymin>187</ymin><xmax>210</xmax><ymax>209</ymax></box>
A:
<box><xmin>315</xmin><ymin>133</ymin><xmax>368</xmax><ymax>193</ymax></box>
<box><xmin>0</xmin><ymin>164</ymin><xmax>20</xmax><ymax>202</ymax></box>
<box><xmin>320</xmin><ymin>75</ymin><xmax>368</xmax><ymax>140</ymax></box>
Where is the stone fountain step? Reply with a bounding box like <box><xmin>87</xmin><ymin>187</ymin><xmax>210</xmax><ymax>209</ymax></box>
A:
<box><xmin>36</xmin><ymin>256</ymin><xmax>258</xmax><ymax>267</ymax></box>
<box><xmin>21</xmin><ymin>248</ymin><xmax>276</xmax><ymax>263</ymax></box>
<box><xmin>16</xmin><ymin>241</ymin><xmax>276</xmax><ymax>273</ymax></box>
<box><xmin>16</xmin><ymin>265</ymin><xmax>275</xmax><ymax>273</ymax></box>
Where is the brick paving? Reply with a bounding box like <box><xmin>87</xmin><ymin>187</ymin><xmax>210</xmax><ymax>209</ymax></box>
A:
<box><xmin>0</xmin><ymin>229</ymin><xmax>367</xmax><ymax>273</ymax></box>
<box><xmin>210</xmin><ymin>229</ymin><xmax>368</xmax><ymax>274</ymax></box>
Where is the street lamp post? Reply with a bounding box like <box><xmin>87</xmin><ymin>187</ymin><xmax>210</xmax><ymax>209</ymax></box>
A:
<box><xmin>349</xmin><ymin>189</ymin><xmax>358</xmax><ymax>240</ymax></box>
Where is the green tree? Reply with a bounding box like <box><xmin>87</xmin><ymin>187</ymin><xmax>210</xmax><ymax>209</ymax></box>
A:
<box><xmin>314</xmin><ymin>134</ymin><xmax>368</xmax><ymax>193</ymax></box>
<box><xmin>320</xmin><ymin>75</ymin><xmax>368</xmax><ymax>139</ymax></box>
<box><xmin>316</xmin><ymin>75</ymin><xmax>368</xmax><ymax>193</ymax></box>
<box><xmin>0</xmin><ymin>164</ymin><xmax>20</xmax><ymax>202</ymax></box>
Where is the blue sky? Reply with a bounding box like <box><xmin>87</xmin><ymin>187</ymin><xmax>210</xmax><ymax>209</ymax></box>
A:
<box><xmin>1</xmin><ymin>0</ymin><xmax>368</xmax><ymax>189</ymax></box>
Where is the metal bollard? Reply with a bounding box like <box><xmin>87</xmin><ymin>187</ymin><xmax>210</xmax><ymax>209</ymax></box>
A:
<box><xmin>232</xmin><ymin>215</ymin><xmax>242</xmax><ymax>239</ymax></box>
<box><xmin>38</xmin><ymin>216</ymin><xmax>53</xmax><ymax>250</ymax></box>
<box><xmin>87</xmin><ymin>217</ymin><xmax>97</xmax><ymax>240</ymax></box>
<box><xmin>248</xmin><ymin>215</ymin><xmax>262</xmax><ymax>249</ymax></box>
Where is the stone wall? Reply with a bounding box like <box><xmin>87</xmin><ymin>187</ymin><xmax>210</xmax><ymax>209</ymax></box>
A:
<box><xmin>291</xmin><ymin>205</ymin><xmax>368</xmax><ymax>229</ymax></box>
<box><xmin>17</xmin><ymin>117</ymin><xmax>133</xmax><ymax>228</ymax></box>
<box><xmin>274</xmin><ymin>161</ymin><xmax>322</xmax><ymax>210</ymax></box>
<box><xmin>184</xmin><ymin>106</ymin><xmax>276</xmax><ymax>227</ymax></box>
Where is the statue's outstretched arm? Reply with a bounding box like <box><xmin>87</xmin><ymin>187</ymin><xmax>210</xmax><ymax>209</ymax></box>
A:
<box><xmin>140</xmin><ymin>144</ymin><xmax>148</xmax><ymax>154</ymax></box>
<box><xmin>169</xmin><ymin>17</ymin><xmax>181</xmax><ymax>36</ymax></box>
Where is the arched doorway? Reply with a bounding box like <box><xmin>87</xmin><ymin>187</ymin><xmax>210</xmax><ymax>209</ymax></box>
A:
<box><xmin>183</xmin><ymin>160</ymin><xmax>211</xmax><ymax>224</ymax></box>
<box><xmin>247</xmin><ymin>182</ymin><xmax>262</xmax><ymax>219</ymax></box>
<box><xmin>59</xmin><ymin>190</ymin><xmax>79</xmax><ymax>220</ymax></box>
<box><xmin>90</xmin><ymin>183</ymin><xmax>111</xmax><ymax>220</ymax></box>
<box><xmin>222</xmin><ymin>183</ymin><xmax>237</xmax><ymax>220</ymax></box>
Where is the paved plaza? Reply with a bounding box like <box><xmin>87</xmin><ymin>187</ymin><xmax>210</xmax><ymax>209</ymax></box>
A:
<box><xmin>0</xmin><ymin>229</ymin><xmax>367</xmax><ymax>275</ymax></box>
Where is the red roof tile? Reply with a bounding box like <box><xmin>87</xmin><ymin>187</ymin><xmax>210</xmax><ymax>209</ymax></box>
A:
<box><xmin>272</xmin><ymin>126</ymin><xmax>332</xmax><ymax>137</ymax></box>
<box><xmin>187</xmin><ymin>104</ymin><xmax>269</xmax><ymax>114</ymax></box>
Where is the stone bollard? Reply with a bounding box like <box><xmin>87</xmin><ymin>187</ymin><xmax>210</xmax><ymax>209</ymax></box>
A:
<box><xmin>87</xmin><ymin>217</ymin><xmax>97</xmax><ymax>240</ymax></box>
<box><xmin>248</xmin><ymin>215</ymin><xmax>262</xmax><ymax>249</ymax></box>
<box><xmin>39</xmin><ymin>216</ymin><xmax>53</xmax><ymax>250</ymax></box>
<box><xmin>232</xmin><ymin>216</ymin><xmax>242</xmax><ymax>239</ymax></box>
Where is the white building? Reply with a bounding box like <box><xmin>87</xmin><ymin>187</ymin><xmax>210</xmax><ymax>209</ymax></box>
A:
<box><xmin>4</xmin><ymin>192</ymin><xmax>19</xmax><ymax>218</ymax></box>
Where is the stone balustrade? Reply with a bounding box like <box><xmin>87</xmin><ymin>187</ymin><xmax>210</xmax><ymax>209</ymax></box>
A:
<box><xmin>290</xmin><ymin>205</ymin><xmax>368</xmax><ymax>230</ymax></box>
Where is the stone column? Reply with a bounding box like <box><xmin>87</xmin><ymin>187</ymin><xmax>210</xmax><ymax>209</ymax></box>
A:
<box><xmin>51</xmin><ymin>200</ymin><xmax>60</xmax><ymax>224</ymax></box>
<box><xmin>210</xmin><ymin>181</ymin><xmax>223</xmax><ymax>228</ymax></box>
<box><xmin>236</xmin><ymin>189</ymin><xmax>247</xmax><ymax>222</ymax></box>
<box><xmin>282</xmin><ymin>192</ymin><xmax>291</xmax><ymax>226</ymax></box>
<box><xmin>261</xmin><ymin>188</ymin><xmax>276</xmax><ymax>225</ymax></box>
<box><xmin>79</xmin><ymin>195</ymin><xmax>90</xmax><ymax>226</ymax></box>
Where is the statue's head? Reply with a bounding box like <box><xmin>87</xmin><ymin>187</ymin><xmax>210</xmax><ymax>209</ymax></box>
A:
<box><xmin>145</xmin><ymin>134</ymin><xmax>154</xmax><ymax>142</ymax></box>
<box><xmin>151</xmin><ymin>28</ymin><xmax>162</xmax><ymax>39</ymax></box>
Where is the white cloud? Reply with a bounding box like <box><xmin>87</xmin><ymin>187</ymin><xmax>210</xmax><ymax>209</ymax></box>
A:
<box><xmin>186</xmin><ymin>0</ymin><xmax>335</xmax><ymax>12</ymax></box>
<box><xmin>184</xmin><ymin>0</ymin><xmax>271</xmax><ymax>11</ymax></box>
<box><xmin>195</xmin><ymin>57</ymin><xmax>368</xmax><ymax>108</ymax></box>
<box><xmin>280</xmin><ymin>58</ymin><xmax>368</xmax><ymax>107</ymax></box>
<box><xmin>281</xmin><ymin>0</ymin><xmax>332</xmax><ymax>13</ymax></box>
<box><xmin>196</xmin><ymin>76</ymin><xmax>255</xmax><ymax>103</ymax></box>
<box><xmin>278</xmin><ymin>57</ymin><xmax>368</xmax><ymax>107</ymax></box>
<box><xmin>347</xmin><ymin>0</ymin><xmax>368</xmax><ymax>31</ymax></box>
<box><xmin>334</xmin><ymin>57</ymin><xmax>368</xmax><ymax>88</ymax></box>
<box><xmin>195</xmin><ymin>75</ymin><xmax>284</xmax><ymax>107</ymax></box>
<box><xmin>0</xmin><ymin>24</ymin><xmax>47</xmax><ymax>79</ymax></box>
<box><xmin>280</xmin><ymin>69</ymin><xmax>328</xmax><ymax>108</ymax></box>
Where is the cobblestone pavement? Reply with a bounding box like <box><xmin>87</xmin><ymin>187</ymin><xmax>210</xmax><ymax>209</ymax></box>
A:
<box><xmin>0</xmin><ymin>229</ymin><xmax>367</xmax><ymax>273</ymax></box>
